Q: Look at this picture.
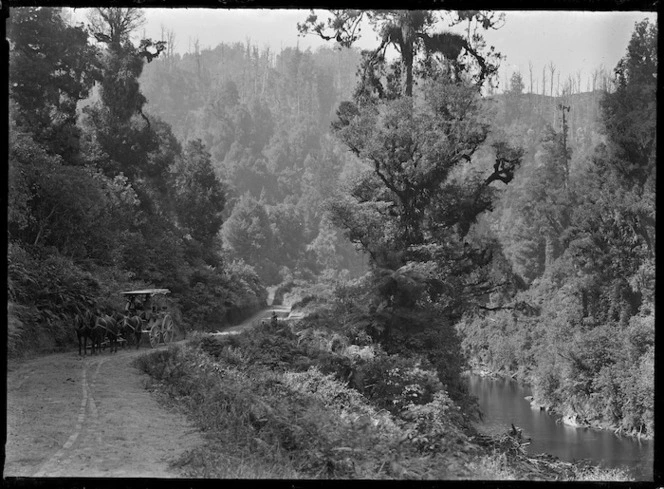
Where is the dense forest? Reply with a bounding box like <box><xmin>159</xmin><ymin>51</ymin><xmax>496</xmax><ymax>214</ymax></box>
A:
<box><xmin>8</xmin><ymin>6</ymin><xmax>654</xmax><ymax>458</ymax></box>
<box><xmin>459</xmin><ymin>20</ymin><xmax>655</xmax><ymax>437</ymax></box>
<box><xmin>139</xmin><ymin>37</ymin><xmax>368</xmax><ymax>283</ymax></box>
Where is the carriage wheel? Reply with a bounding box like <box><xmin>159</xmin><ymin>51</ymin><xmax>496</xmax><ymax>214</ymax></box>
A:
<box><xmin>161</xmin><ymin>315</ymin><xmax>174</xmax><ymax>344</ymax></box>
<box><xmin>149</xmin><ymin>320</ymin><xmax>162</xmax><ymax>348</ymax></box>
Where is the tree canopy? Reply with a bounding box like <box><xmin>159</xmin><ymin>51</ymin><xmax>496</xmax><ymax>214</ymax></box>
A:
<box><xmin>298</xmin><ymin>10</ymin><xmax>504</xmax><ymax>96</ymax></box>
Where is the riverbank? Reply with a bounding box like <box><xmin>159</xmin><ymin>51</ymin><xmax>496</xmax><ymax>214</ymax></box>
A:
<box><xmin>464</xmin><ymin>361</ymin><xmax>653</xmax><ymax>442</ymax></box>
<box><xmin>467</xmin><ymin>372</ymin><xmax>653</xmax><ymax>480</ymax></box>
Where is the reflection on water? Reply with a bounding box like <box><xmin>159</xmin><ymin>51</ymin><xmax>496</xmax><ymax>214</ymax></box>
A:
<box><xmin>467</xmin><ymin>374</ymin><xmax>653</xmax><ymax>480</ymax></box>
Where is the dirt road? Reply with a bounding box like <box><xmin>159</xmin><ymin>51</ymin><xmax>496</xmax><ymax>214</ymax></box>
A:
<box><xmin>5</xmin><ymin>345</ymin><xmax>203</xmax><ymax>478</ymax></box>
<box><xmin>215</xmin><ymin>305</ymin><xmax>292</xmax><ymax>334</ymax></box>
<box><xmin>4</xmin><ymin>306</ymin><xmax>293</xmax><ymax>479</ymax></box>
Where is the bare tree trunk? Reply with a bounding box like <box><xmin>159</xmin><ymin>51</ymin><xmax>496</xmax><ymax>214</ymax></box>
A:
<box><xmin>400</xmin><ymin>39</ymin><xmax>414</xmax><ymax>96</ymax></box>
<box><xmin>528</xmin><ymin>60</ymin><xmax>534</xmax><ymax>94</ymax></box>
<box><xmin>548</xmin><ymin>61</ymin><xmax>556</xmax><ymax>98</ymax></box>
<box><xmin>194</xmin><ymin>38</ymin><xmax>201</xmax><ymax>79</ymax></box>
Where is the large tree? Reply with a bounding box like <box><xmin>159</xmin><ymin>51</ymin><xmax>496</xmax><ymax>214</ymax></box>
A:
<box><xmin>221</xmin><ymin>194</ymin><xmax>279</xmax><ymax>284</ymax></box>
<box><xmin>566</xmin><ymin>18</ymin><xmax>656</xmax><ymax>310</ymax></box>
<box><xmin>8</xmin><ymin>7</ymin><xmax>100</xmax><ymax>161</ymax></box>
<box><xmin>601</xmin><ymin>18</ymin><xmax>656</xmax><ymax>196</ymax></box>
<box><xmin>326</xmin><ymin>62</ymin><xmax>520</xmax><ymax>273</ymax></box>
<box><xmin>8</xmin><ymin>125</ymin><xmax>139</xmax><ymax>263</ymax></box>
<box><xmin>82</xmin><ymin>7</ymin><xmax>166</xmax><ymax>180</ymax></box>
<box><xmin>303</xmin><ymin>10</ymin><xmax>523</xmax><ymax>340</ymax></box>
<box><xmin>171</xmin><ymin>139</ymin><xmax>226</xmax><ymax>247</ymax></box>
<box><xmin>329</xmin><ymin>80</ymin><xmax>513</xmax><ymax>269</ymax></box>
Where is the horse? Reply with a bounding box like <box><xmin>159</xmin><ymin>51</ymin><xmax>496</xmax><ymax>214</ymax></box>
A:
<box><xmin>101</xmin><ymin>315</ymin><xmax>120</xmax><ymax>353</ymax></box>
<box><xmin>75</xmin><ymin>309</ymin><xmax>95</xmax><ymax>356</ymax></box>
<box><xmin>88</xmin><ymin>316</ymin><xmax>106</xmax><ymax>355</ymax></box>
<box><xmin>120</xmin><ymin>315</ymin><xmax>143</xmax><ymax>350</ymax></box>
<box><xmin>111</xmin><ymin>311</ymin><xmax>127</xmax><ymax>348</ymax></box>
<box><xmin>91</xmin><ymin>314</ymin><xmax>120</xmax><ymax>354</ymax></box>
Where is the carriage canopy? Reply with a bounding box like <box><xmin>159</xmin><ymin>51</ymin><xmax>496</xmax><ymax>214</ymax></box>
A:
<box><xmin>121</xmin><ymin>289</ymin><xmax>171</xmax><ymax>296</ymax></box>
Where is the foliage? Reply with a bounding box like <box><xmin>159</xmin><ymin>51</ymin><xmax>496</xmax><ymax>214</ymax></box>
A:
<box><xmin>140</xmin><ymin>40</ymin><xmax>368</xmax><ymax>279</ymax></box>
<box><xmin>7</xmin><ymin>241</ymin><xmax>104</xmax><ymax>353</ymax></box>
<box><xmin>290</xmin><ymin>287</ymin><xmax>479</xmax><ymax>420</ymax></box>
<box><xmin>352</xmin><ymin>354</ymin><xmax>445</xmax><ymax>414</ymax></box>
<box><xmin>8</xmin><ymin>128</ymin><xmax>140</xmax><ymax>263</ymax></box>
<box><xmin>181</xmin><ymin>260</ymin><xmax>267</xmax><ymax>331</ymax></box>
<box><xmin>605</xmin><ymin>18</ymin><xmax>657</xmax><ymax>189</ymax></box>
<box><xmin>312</xmin><ymin>12</ymin><xmax>525</xmax><ymax>397</ymax></box>
<box><xmin>458</xmin><ymin>19</ymin><xmax>656</xmax><ymax>438</ymax></box>
<box><xmin>330</xmin><ymin>80</ymin><xmax>498</xmax><ymax>267</ymax></box>
<box><xmin>136</xmin><ymin>323</ymin><xmax>628</xmax><ymax>480</ymax></box>
<box><xmin>171</xmin><ymin>139</ymin><xmax>226</xmax><ymax>245</ymax></box>
<box><xmin>298</xmin><ymin>10</ymin><xmax>504</xmax><ymax>95</ymax></box>
<box><xmin>7</xmin><ymin>6</ymin><xmax>655</xmax><ymax>450</ymax></box>
<box><xmin>8</xmin><ymin>7</ymin><xmax>100</xmax><ymax>161</ymax></box>
<box><xmin>221</xmin><ymin>194</ymin><xmax>280</xmax><ymax>284</ymax></box>
<box><xmin>136</xmin><ymin>336</ymin><xmax>473</xmax><ymax>479</ymax></box>
<box><xmin>7</xmin><ymin>7</ymin><xmax>265</xmax><ymax>355</ymax></box>
<box><xmin>136</xmin><ymin>343</ymin><xmax>391</xmax><ymax>478</ymax></box>
<box><xmin>461</xmin><ymin>257</ymin><xmax>654</xmax><ymax>436</ymax></box>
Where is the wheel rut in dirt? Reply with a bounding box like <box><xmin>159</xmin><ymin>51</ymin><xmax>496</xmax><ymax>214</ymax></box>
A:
<box><xmin>6</xmin><ymin>346</ymin><xmax>203</xmax><ymax>478</ymax></box>
<box><xmin>32</xmin><ymin>358</ymin><xmax>104</xmax><ymax>477</ymax></box>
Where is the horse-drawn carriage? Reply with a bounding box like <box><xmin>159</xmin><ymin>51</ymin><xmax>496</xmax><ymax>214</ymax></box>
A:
<box><xmin>76</xmin><ymin>288</ymin><xmax>175</xmax><ymax>355</ymax></box>
<box><xmin>121</xmin><ymin>288</ymin><xmax>175</xmax><ymax>348</ymax></box>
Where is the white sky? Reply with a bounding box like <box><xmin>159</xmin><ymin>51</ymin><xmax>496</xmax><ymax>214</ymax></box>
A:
<box><xmin>67</xmin><ymin>8</ymin><xmax>654</xmax><ymax>92</ymax></box>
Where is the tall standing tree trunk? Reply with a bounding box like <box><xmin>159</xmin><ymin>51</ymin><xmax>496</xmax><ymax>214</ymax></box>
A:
<box><xmin>402</xmin><ymin>46</ymin><xmax>414</xmax><ymax>97</ymax></box>
<box><xmin>544</xmin><ymin>234</ymin><xmax>556</xmax><ymax>271</ymax></box>
<box><xmin>399</xmin><ymin>13</ymin><xmax>417</xmax><ymax>97</ymax></box>
<box><xmin>400</xmin><ymin>39</ymin><xmax>414</xmax><ymax>96</ymax></box>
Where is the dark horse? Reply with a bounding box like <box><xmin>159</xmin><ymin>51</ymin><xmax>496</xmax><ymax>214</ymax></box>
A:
<box><xmin>120</xmin><ymin>315</ymin><xmax>143</xmax><ymax>350</ymax></box>
<box><xmin>111</xmin><ymin>312</ymin><xmax>127</xmax><ymax>348</ymax></box>
<box><xmin>90</xmin><ymin>314</ymin><xmax>120</xmax><ymax>354</ymax></box>
<box><xmin>75</xmin><ymin>309</ymin><xmax>95</xmax><ymax>356</ymax></box>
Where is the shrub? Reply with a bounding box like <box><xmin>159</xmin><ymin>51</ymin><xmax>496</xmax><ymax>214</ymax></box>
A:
<box><xmin>182</xmin><ymin>261</ymin><xmax>267</xmax><ymax>331</ymax></box>
<box><xmin>400</xmin><ymin>391</ymin><xmax>468</xmax><ymax>454</ymax></box>
<box><xmin>197</xmin><ymin>328</ymin><xmax>311</xmax><ymax>373</ymax></box>
<box><xmin>8</xmin><ymin>242</ymin><xmax>99</xmax><ymax>353</ymax></box>
<box><xmin>350</xmin><ymin>353</ymin><xmax>444</xmax><ymax>414</ymax></box>
<box><xmin>136</xmin><ymin>344</ymin><xmax>401</xmax><ymax>478</ymax></box>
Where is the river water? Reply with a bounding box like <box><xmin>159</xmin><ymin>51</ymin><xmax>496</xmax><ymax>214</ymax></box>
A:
<box><xmin>467</xmin><ymin>374</ymin><xmax>654</xmax><ymax>480</ymax></box>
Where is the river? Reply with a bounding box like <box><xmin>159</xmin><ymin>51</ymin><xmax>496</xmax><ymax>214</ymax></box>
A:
<box><xmin>467</xmin><ymin>374</ymin><xmax>654</xmax><ymax>480</ymax></box>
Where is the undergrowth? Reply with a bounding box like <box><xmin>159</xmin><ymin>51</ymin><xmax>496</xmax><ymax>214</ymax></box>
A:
<box><xmin>135</xmin><ymin>338</ymin><xmax>477</xmax><ymax>479</ymax></box>
<box><xmin>135</xmin><ymin>318</ymin><xmax>634</xmax><ymax>480</ymax></box>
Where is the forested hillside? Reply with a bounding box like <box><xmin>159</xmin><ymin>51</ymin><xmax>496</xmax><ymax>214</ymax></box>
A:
<box><xmin>8</xmin><ymin>6</ymin><xmax>654</xmax><ymax>454</ymax></box>
<box><xmin>459</xmin><ymin>20</ymin><xmax>656</xmax><ymax>437</ymax></box>
<box><xmin>140</xmin><ymin>40</ymin><xmax>368</xmax><ymax>284</ymax></box>
<box><xmin>7</xmin><ymin>8</ymin><xmax>268</xmax><ymax>354</ymax></box>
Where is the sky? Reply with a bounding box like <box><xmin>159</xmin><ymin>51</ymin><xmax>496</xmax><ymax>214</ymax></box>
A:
<box><xmin>68</xmin><ymin>8</ymin><xmax>654</xmax><ymax>93</ymax></box>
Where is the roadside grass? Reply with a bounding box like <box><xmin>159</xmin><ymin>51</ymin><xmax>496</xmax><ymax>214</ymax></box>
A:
<box><xmin>134</xmin><ymin>320</ymin><xmax>636</xmax><ymax>481</ymax></box>
<box><xmin>135</xmin><ymin>341</ymin><xmax>479</xmax><ymax>479</ymax></box>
